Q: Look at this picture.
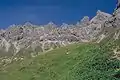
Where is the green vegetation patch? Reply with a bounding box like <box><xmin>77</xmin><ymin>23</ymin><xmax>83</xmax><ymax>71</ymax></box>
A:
<box><xmin>0</xmin><ymin>43</ymin><xmax>120</xmax><ymax>80</ymax></box>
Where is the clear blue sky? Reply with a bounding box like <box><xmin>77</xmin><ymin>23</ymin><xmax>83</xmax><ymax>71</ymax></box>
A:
<box><xmin>0</xmin><ymin>0</ymin><xmax>116</xmax><ymax>28</ymax></box>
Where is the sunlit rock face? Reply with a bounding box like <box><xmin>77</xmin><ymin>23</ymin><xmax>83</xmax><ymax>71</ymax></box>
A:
<box><xmin>96</xmin><ymin>0</ymin><xmax>120</xmax><ymax>42</ymax></box>
<box><xmin>0</xmin><ymin>1</ymin><xmax>120</xmax><ymax>57</ymax></box>
<box><xmin>91</xmin><ymin>10</ymin><xmax>112</xmax><ymax>24</ymax></box>
<box><xmin>76</xmin><ymin>16</ymin><xmax>90</xmax><ymax>27</ymax></box>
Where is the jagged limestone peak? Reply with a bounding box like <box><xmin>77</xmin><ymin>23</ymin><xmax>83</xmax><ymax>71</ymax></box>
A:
<box><xmin>90</xmin><ymin>10</ymin><xmax>112</xmax><ymax>24</ymax></box>
<box><xmin>80</xmin><ymin>16</ymin><xmax>90</xmax><ymax>23</ymax></box>
<box><xmin>24</xmin><ymin>22</ymin><xmax>34</xmax><ymax>27</ymax></box>
<box><xmin>76</xmin><ymin>16</ymin><xmax>90</xmax><ymax>27</ymax></box>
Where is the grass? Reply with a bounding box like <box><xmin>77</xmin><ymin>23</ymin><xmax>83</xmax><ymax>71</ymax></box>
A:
<box><xmin>0</xmin><ymin>42</ymin><xmax>120</xmax><ymax>80</ymax></box>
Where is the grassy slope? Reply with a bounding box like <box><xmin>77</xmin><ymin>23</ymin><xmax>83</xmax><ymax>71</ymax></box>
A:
<box><xmin>0</xmin><ymin>42</ymin><xmax>120</xmax><ymax>80</ymax></box>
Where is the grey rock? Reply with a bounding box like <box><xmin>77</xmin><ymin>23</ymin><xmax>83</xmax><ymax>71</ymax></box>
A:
<box><xmin>76</xmin><ymin>16</ymin><xmax>90</xmax><ymax>27</ymax></box>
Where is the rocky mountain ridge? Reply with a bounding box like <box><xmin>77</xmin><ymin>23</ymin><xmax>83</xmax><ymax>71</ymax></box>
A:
<box><xmin>0</xmin><ymin>1</ymin><xmax>119</xmax><ymax>57</ymax></box>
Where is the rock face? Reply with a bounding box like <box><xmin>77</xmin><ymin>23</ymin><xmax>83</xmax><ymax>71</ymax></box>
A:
<box><xmin>91</xmin><ymin>10</ymin><xmax>112</xmax><ymax>24</ymax></box>
<box><xmin>76</xmin><ymin>16</ymin><xmax>90</xmax><ymax>27</ymax></box>
<box><xmin>0</xmin><ymin>0</ymin><xmax>119</xmax><ymax>57</ymax></box>
<box><xmin>94</xmin><ymin>0</ymin><xmax>120</xmax><ymax>44</ymax></box>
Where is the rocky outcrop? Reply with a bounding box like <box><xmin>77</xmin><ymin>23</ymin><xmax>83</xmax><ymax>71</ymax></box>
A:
<box><xmin>97</xmin><ymin>0</ymin><xmax>120</xmax><ymax>41</ymax></box>
<box><xmin>76</xmin><ymin>16</ymin><xmax>90</xmax><ymax>27</ymax></box>
<box><xmin>91</xmin><ymin>10</ymin><xmax>112</xmax><ymax>24</ymax></box>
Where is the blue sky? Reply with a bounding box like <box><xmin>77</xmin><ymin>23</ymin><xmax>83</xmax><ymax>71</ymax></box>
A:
<box><xmin>0</xmin><ymin>0</ymin><xmax>116</xmax><ymax>28</ymax></box>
